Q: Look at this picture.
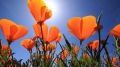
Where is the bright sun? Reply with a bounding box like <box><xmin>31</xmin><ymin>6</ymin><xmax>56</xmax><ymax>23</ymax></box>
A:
<box><xmin>45</xmin><ymin>0</ymin><xmax>58</xmax><ymax>17</ymax></box>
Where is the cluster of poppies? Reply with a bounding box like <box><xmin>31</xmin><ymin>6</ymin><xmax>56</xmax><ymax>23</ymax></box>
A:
<box><xmin>0</xmin><ymin>0</ymin><xmax>120</xmax><ymax>66</ymax></box>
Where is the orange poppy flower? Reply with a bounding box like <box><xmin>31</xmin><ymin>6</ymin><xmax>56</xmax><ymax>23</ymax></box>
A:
<box><xmin>111</xmin><ymin>57</ymin><xmax>118</xmax><ymax>67</ymax></box>
<box><xmin>87</xmin><ymin>40</ymin><xmax>99</xmax><ymax>50</ymax></box>
<box><xmin>40</xmin><ymin>44</ymin><xmax>48</xmax><ymax>51</ymax></box>
<box><xmin>47</xmin><ymin>44</ymin><xmax>56</xmax><ymax>51</ymax></box>
<box><xmin>111</xmin><ymin>57</ymin><xmax>117</xmax><ymax>63</ymax></box>
<box><xmin>1</xmin><ymin>45</ymin><xmax>9</xmax><ymax>50</ymax></box>
<box><xmin>1</xmin><ymin>45</ymin><xmax>11</xmax><ymax>56</ymax></box>
<box><xmin>0</xmin><ymin>19</ymin><xmax>28</xmax><ymax>43</ymax></box>
<box><xmin>28</xmin><ymin>0</ymin><xmax>52</xmax><ymax>23</ymax></box>
<box><xmin>0</xmin><ymin>45</ymin><xmax>11</xmax><ymax>64</ymax></box>
<box><xmin>33</xmin><ymin>23</ymin><xmax>59</xmax><ymax>43</ymax></box>
<box><xmin>41</xmin><ymin>44</ymin><xmax>56</xmax><ymax>51</ymax></box>
<box><xmin>42</xmin><ymin>54</ymin><xmax>51</xmax><ymax>60</ymax></box>
<box><xmin>72</xmin><ymin>45</ymin><xmax>80</xmax><ymax>54</ymax></box>
<box><xmin>110</xmin><ymin>24</ymin><xmax>120</xmax><ymax>37</ymax></box>
<box><xmin>45</xmin><ymin>55</ymin><xmax>51</xmax><ymax>60</ymax></box>
<box><xmin>83</xmin><ymin>53</ymin><xmax>89</xmax><ymax>59</ymax></box>
<box><xmin>67</xmin><ymin>16</ymin><xmax>97</xmax><ymax>41</ymax></box>
<box><xmin>21</xmin><ymin>39</ymin><xmax>35</xmax><ymax>51</ymax></box>
<box><xmin>60</xmin><ymin>49</ymin><xmax>69</xmax><ymax>60</ymax></box>
<box><xmin>55</xmin><ymin>33</ymin><xmax>62</xmax><ymax>42</ymax></box>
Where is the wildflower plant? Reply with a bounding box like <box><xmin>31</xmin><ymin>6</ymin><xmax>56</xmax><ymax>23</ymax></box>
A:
<box><xmin>0</xmin><ymin>0</ymin><xmax>120</xmax><ymax>67</ymax></box>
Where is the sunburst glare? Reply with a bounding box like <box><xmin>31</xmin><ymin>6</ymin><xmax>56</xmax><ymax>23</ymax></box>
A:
<box><xmin>45</xmin><ymin>0</ymin><xmax>59</xmax><ymax>17</ymax></box>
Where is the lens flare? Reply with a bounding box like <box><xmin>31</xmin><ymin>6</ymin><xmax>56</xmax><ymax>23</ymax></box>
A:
<box><xmin>45</xmin><ymin>0</ymin><xmax>58</xmax><ymax>17</ymax></box>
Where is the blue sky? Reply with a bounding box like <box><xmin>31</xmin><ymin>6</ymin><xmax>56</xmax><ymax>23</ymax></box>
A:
<box><xmin>0</xmin><ymin>0</ymin><xmax>120</xmax><ymax>62</ymax></box>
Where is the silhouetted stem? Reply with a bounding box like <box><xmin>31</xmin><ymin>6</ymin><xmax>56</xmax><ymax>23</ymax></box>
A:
<box><xmin>104</xmin><ymin>47</ymin><xmax>112</xmax><ymax>67</ymax></box>
<box><xmin>0</xmin><ymin>39</ymin><xmax>1</xmax><ymax>54</ymax></box>
<box><xmin>39</xmin><ymin>23</ymin><xmax>47</xmax><ymax>67</ymax></box>
<box><xmin>57</xmin><ymin>42</ymin><xmax>64</xmax><ymax>50</ymax></box>
<box><xmin>29</xmin><ymin>50</ymin><xmax>33</xmax><ymax>66</ymax></box>
<box><xmin>8</xmin><ymin>40</ymin><xmax>12</xmax><ymax>48</ymax></box>
<box><xmin>60</xmin><ymin>58</ymin><xmax>68</xmax><ymax>67</ymax></box>
<box><xmin>96</xmin><ymin>24</ymin><xmax>102</xmax><ymax>61</ymax></box>
<box><xmin>99</xmin><ymin>35</ymin><xmax>109</xmax><ymax>53</ymax></box>
<box><xmin>79</xmin><ymin>40</ymin><xmax>83</xmax><ymax>46</ymax></box>
<box><xmin>35</xmin><ymin>38</ymin><xmax>40</xmax><ymax>62</ymax></box>
<box><xmin>38</xmin><ymin>23</ymin><xmax>44</xmax><ymax>45</ymax></box>
<box><xmin>7</xmin><ymin>40</ymin><xmax>14</xmax><ymax>66</ymax></box>
<box><xmin>96</xmin><ymin>11</ymin><xmax>103</xmax><ymax>61</ymax></box>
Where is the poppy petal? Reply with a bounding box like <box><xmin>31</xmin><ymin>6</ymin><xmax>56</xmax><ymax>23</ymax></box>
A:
<box><xmin>55</xmin><ymin>33</ymin><xmax>62</xmax><ymax>42</ymax></box>
<box><xmin>13</xmin><ymin>25</ymin><xmax>28</xmax><ymax>41</ymax></box>
<box><xmin>110</xmin><ymin>24</ymin><xmax>120</xmax><ymax>37</ymax></box>
<box><xmin>0</xmin><ymin>19</ymin><xmax>17</xmax><ymax>41</ymax></box>
<box><xmin>47</xmin><ymin>26</ymin><xmax>59</xmax><ymax>42</ymax></box>
<box><xmin>82</xmin><ymin>16</ymin><xmax>97</xmax><ymax>40</ymax></box>
<box><xmin>21</xmin><ymin>39</ymin><xmax>35</xmax><ymax>51</ymax></box>
<box><xmin>40</xmin><ymin>6</ymin><xmax>52</xmax><ymax>22</ymax></box>
<box><xmin>67</xmin><ymin>17</ymin><xmax>82</xmax><ymax>40</ymax></box>
<box><xmin>87</xmin><ymin>40</ymin><xmax>99</xmax><ymax>50</ymax></box>
<box><xmin>42</xmin><ymin>24</ymin><xmax>48</xmax><ymax>41</ymax></box>
<box><xmin>33</xmin><ymin>23</ymin><xmax>42</xmax><ymax>37</ymax></box>
<box><xmin>28</xmin><ymin>0</ymin><xmax>50</xmax><ymax>22</ymax></box>
<box><xmin>45</xmin><ymin>9</ymin><xmax>52</xmax><ymax>20</ymax></box>
<box><xmin>33</xmin><ymin>23</ymin><xmax>48</xmax><ymax>41</ymax></box>
<box><xmin>40</xmin><ymin>6</ymin><xmax>48</xmax><ymax>21</ymax></box>
<box><xmin>10</xmin><ymin>25</ymin><xmax>18</xmax><ymax>38</ymax></box>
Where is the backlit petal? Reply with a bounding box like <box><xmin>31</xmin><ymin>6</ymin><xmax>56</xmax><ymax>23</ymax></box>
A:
<box><xmin>10</xmin><ymin>25</ymin><xmax>18</xmax><ymax>38</ymax></box>
<box><xmin>55</xmin><ymin>33</ymin><xmax>62</xmax><ymax>42</ymax></box>
<box><xmin>33</xmin><ymin>23</ymin><xmax>42</xmax><ymax>37</ymax></box>
<box><xmin>67</xmin><ymin>17</ymin><xmax>82</xmax><ymax>40</ymax></box>
<box><xmin>13</xmin><ymin>25</ymin><xmax>28</xmax><ymax>41</ymax></box>
<box><xmin>33</xmin><ymin>23</ymin><xmax>48</xmax><ymax>41</ymax></box>
<box><xmin>110</xmin><ymin>24</ymin><xmax>120</xmax><ymax>37</ymax></box>
<box><xmin>28</xmin><ymin>0</ymin><xmax>51</xmax><ymax>22</ymax></box>
<box><xmin>0</xmin><ymin>19</ymin><xmax>17</xmax><ymax>41</ymax></box>
<box><xmin>28</xmin><ymin>0</ymin><xmax>46</xmax><ymax>21</ymax></box>
<box><xmin>87</xmin><ymin>40</ymin><xmax>99</xmax><ymax>50</ymax></box>
<box><xmin>82</xmin><ymin>16</ymin><xmax>97</xmax><ymax>40</ymax></box>
<box><xmin>21</xmin><ymin>39</ymin><xmax>35</xmax><ymax>51</ymax></box>
<box><xmin>47</xmin><ymin>26</ymin><xmax>59</xmax><ymax>42</ymax></box>
<box><xmin>45</xmin><ymin>9</ymin><xmax>52</xmax><ymax>20</ymax></box>
<box><xmin>42</xmin><ymin>24</ymin><xmax>48</xmax><ymax>41</ymax></box>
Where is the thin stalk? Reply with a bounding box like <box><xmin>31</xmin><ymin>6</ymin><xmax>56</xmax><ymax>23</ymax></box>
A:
<box><xmin>0</xmin><ymin>39</ymin><xmax>1</xmax><ymax>54</ymax></box>
<box><xmin>8</xmin><ymin>40</ymin><xmax>12</xmax><ymax>48</ymax></box>
<box><xmin>96</xmin><ymin>11</ymin><xmax>103</xmax><ymax>61</ymax></box>
<box><xmin>29</xmin><ymin>50</ymin><xmax>33</xmax><ymax>66</ymax></box>
<box><xmin>97</xmin><ymin>24</ymin><xmax>102</xmax><ymax>59</ymax></box>
<box><xmin>39</xmin><ymin>22</ymin><xmax>47</xmax><ymax>67</ymax></box>
<box><xmin>99</xmin><ymin>35</ymin><xmax>109</xmax><ymax>53</ymax></box>
<box><xmin>60</xmin><ymin>58</ymin><xmax>68</xmax><ymax>67</ymax></box>
<box><xmin>79</xmin><ymin>40</ymin><xmax>83</xmax><ymax>46</ymax></box>
<box><xmin>7</xmin><ymin>40</ymin><xmax>14</xmax><ymax>66</ymax></box>
<box><xmin>57</xmin><ymin>42</ymin><xmax>64</xmax><ymax>50</ymax></box>
<box><xmin>104</xmin><ymin>47</ymin><xmax>112</xmax><ymax>67</ymax></box>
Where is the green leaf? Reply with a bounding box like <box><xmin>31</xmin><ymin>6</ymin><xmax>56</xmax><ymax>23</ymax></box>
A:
<box><xmin>63</xmin><ymin>34</ymin><xmax>72</xmax><ymax>51</ymax></box>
